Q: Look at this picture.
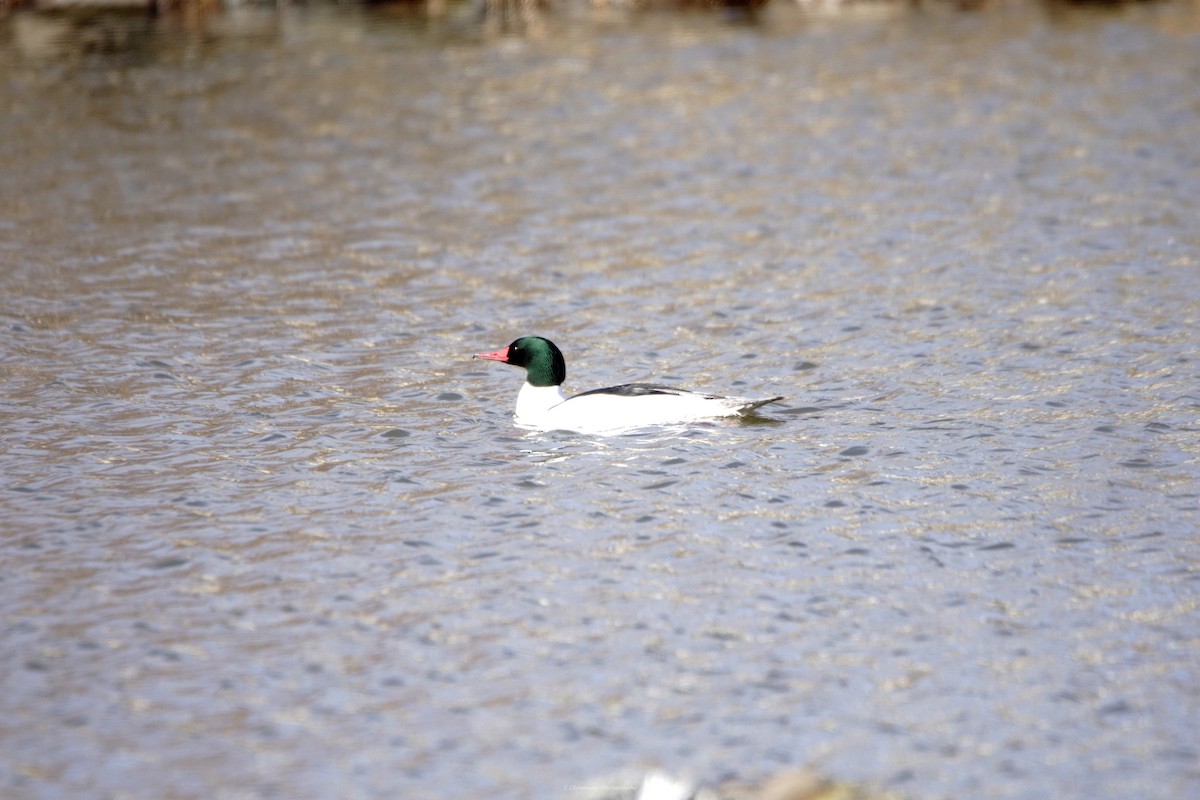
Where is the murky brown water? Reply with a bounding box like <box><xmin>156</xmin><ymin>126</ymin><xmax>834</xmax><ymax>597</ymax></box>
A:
<box><xmin>2</xmin><ymin>1</ymin><xmax>1199</xmax><ymax>798</ymax></box>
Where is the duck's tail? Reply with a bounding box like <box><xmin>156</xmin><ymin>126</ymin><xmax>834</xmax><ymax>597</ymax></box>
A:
<box><xmin>736</xmin><ymin>396</ymin><xmax>785</xmax><ymax>415</ymax></box>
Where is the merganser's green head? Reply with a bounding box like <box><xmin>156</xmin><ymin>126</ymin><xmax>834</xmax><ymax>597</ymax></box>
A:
<box><xmin>475</xmin><ymin>335</ymin><xmax>566</xmax><ymax>388</ymax></box>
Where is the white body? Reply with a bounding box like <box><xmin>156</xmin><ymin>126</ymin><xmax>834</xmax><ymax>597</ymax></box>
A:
<box><xmin>514</xmin><ymin>382</ymin><xmax>773</xmax><ymax>434</ymax></box>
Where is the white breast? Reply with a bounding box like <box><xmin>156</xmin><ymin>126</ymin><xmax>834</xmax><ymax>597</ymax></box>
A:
<box><xmin>513</xmin><ymin>382</ymin><xmax>568</xmax><ymax>424</ymax></box>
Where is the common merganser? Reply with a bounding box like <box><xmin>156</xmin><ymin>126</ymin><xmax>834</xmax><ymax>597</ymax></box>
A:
<box><xmin>474</xmin><ymin>335</ymin><xmax>783</xmax><ymax>434</ymax></box>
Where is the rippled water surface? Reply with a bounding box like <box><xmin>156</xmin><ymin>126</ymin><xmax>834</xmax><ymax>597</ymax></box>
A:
<box><xmin>2</xmin><ymin>1</ymin><xmax>1199</xmax><ymax>798</ymax></box>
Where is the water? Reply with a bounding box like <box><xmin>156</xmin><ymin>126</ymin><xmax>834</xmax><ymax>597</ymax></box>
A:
<box><xmin>1</xmin><ymin>1</ymin><xmax>1198</xmax><ymax>798</ymax></box>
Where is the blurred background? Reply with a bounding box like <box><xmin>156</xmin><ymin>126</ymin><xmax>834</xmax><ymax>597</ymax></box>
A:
<box><xmin>2</xmin><ymin>0</ymin><xmax>1198</xmax><ymax>799</ymax></box>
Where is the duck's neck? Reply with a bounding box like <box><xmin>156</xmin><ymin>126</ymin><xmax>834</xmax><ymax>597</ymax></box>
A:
<box><xmin>515</xmin><ymin>382</ymin><xmax>566</xmax><ymax>421</ymax></box>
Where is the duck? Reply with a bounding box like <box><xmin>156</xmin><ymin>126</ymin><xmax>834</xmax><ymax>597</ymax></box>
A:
<box><xmin>474</xmin><ymin>335</ymin><xmax>783</xmax><ymax>434</ymax></box>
